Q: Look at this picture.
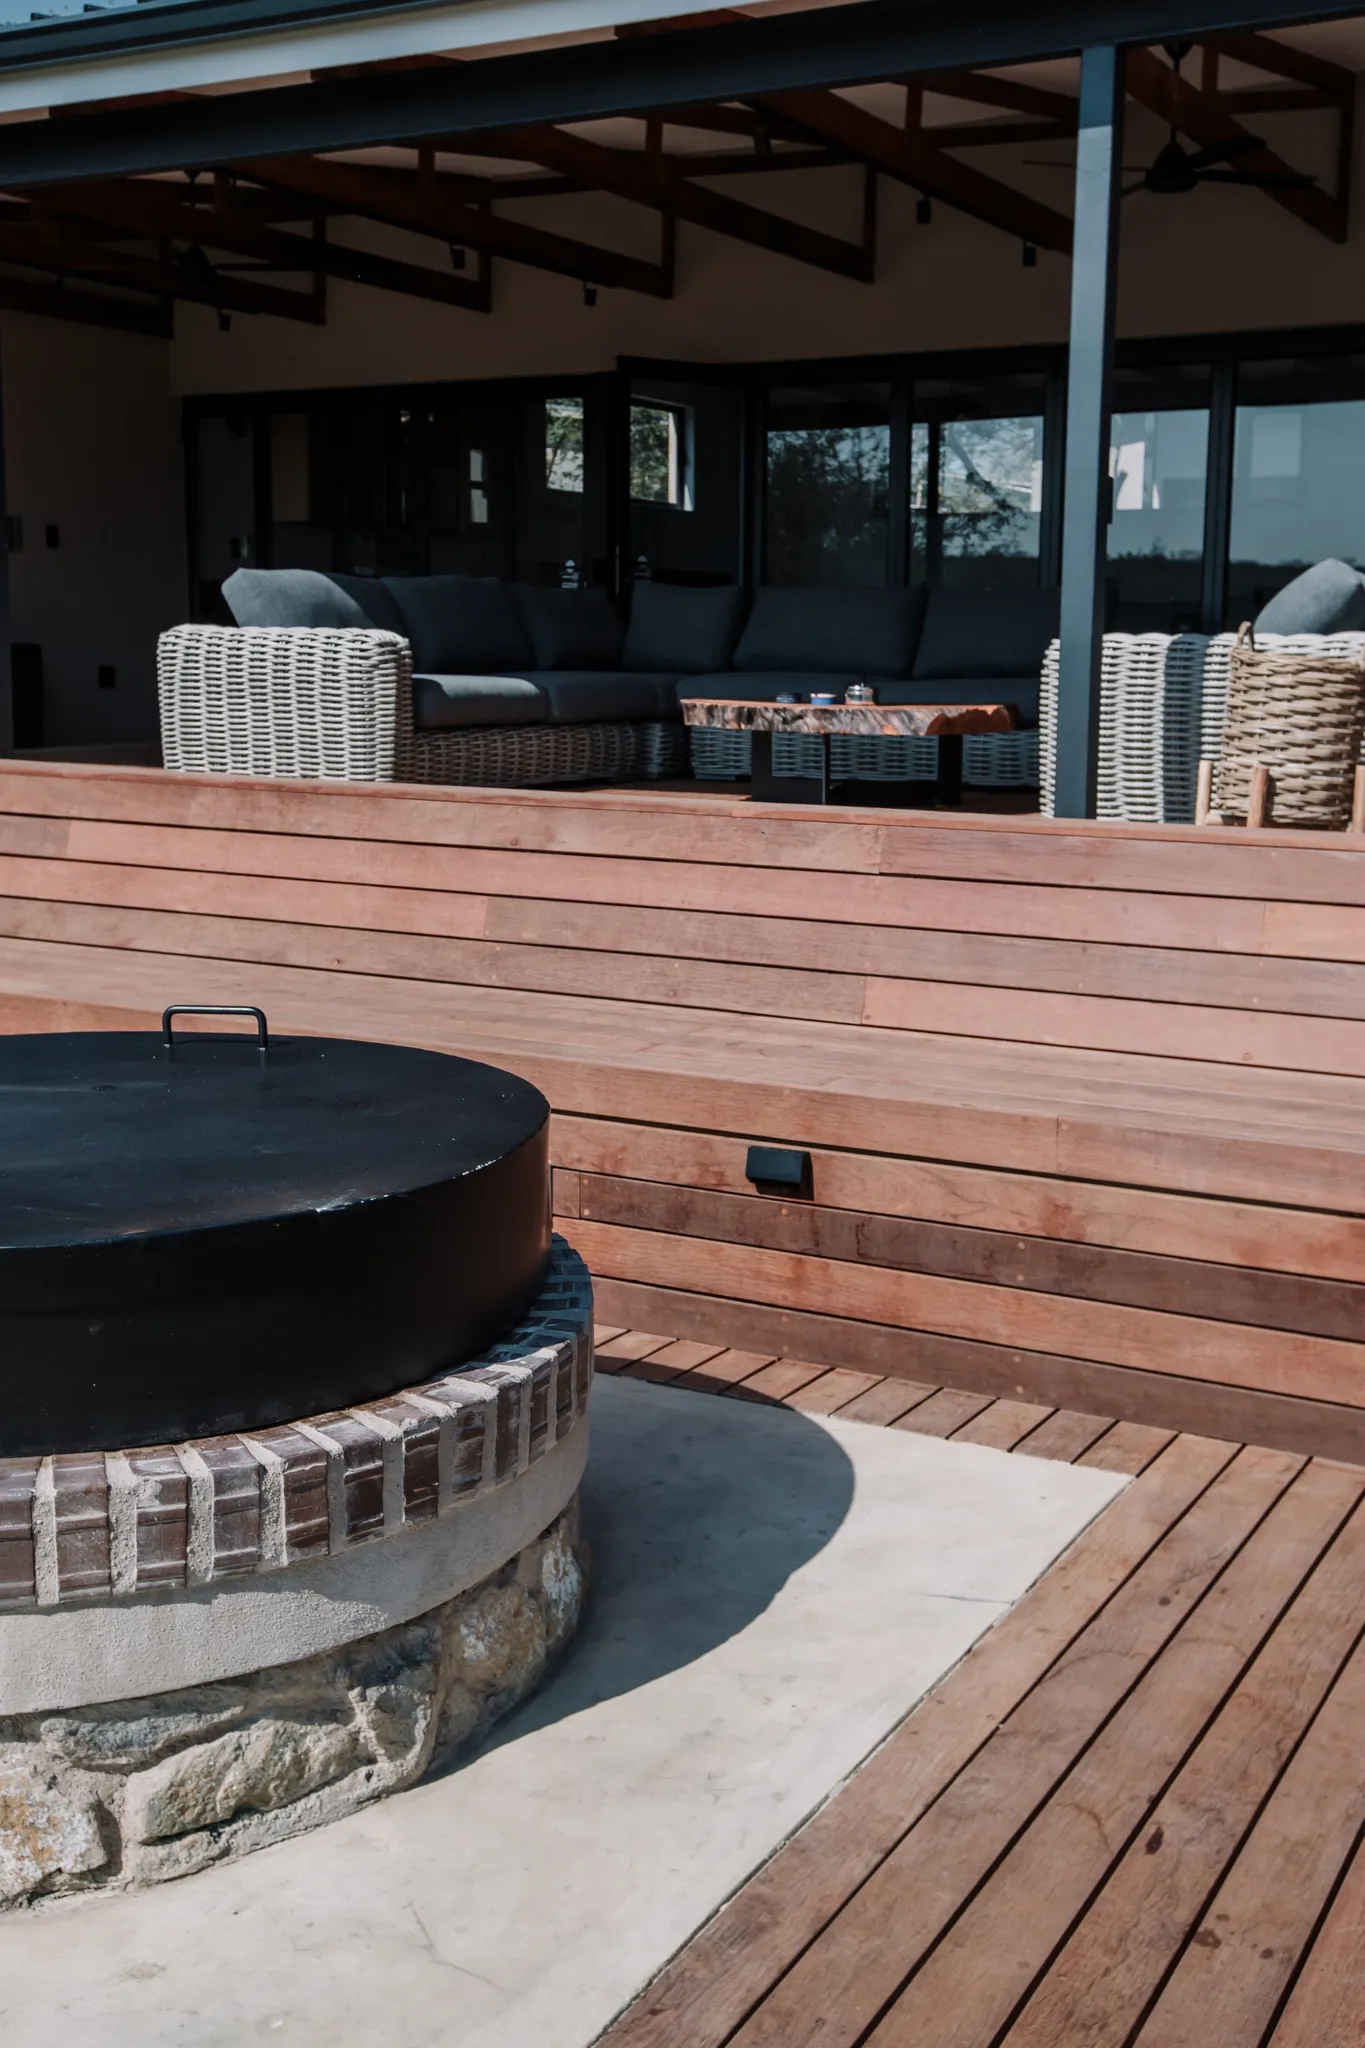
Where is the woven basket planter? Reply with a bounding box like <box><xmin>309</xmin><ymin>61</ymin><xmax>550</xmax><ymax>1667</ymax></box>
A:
<box><xmin>1210</xmin><ymin>625</ymin><xmax>1365</xmax><ymax>827</ymax></box>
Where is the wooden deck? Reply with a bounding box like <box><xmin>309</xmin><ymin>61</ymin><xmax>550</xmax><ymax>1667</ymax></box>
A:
<box><xmin>593</xmin><ymin>1324</ymin><xmax>1365</xmax><ymax>2048</ymax></box>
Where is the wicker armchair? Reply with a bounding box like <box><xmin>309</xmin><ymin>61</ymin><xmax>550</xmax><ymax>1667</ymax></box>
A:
<box><xmin>158</xmin><ymin>624</ymin><xmax>687</xmax><ymax>786</ymax></box>
<box><xmin>1038</xmin><ymin>630</ymin><xmax>1365</xmax><ymax>822</ymax></box>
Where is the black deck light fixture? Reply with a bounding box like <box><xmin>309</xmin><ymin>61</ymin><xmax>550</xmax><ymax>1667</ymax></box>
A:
<box><xmin>916</xmin><ymin>193</ymin><xmax>932</xmax><ymax>225</ymax></box>
<box><xmin>449</xmin><ymin>243</ymin><xmax>466</xmax><ymax>269</ymax></box>
<box><xmin>583</xmin><ymin>281</ymin><xmax>598</xmax><ymax>307</ymax></box>
<box><xmin>746</xmin><ymin>1145</ymin><xmax>813</xmax><ymax>1199</ymax></box>
<box><xmin>1022</xmin><ymin>241</ymin><xmax>1038</xmax><ymax>267</ymax></box>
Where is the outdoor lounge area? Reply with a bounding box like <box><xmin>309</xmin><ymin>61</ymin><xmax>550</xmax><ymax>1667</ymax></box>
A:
<box><xmin>5</xmin><ymin>0</ymin><xmax>1365</xmax><ymax>2039</ymax></box>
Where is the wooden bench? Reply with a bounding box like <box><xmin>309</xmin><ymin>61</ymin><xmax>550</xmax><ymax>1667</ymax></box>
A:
<box><xmin>0</xmin><ymin>761</ymin><xmax>1363</xmax><ymax>1459</ymax></box>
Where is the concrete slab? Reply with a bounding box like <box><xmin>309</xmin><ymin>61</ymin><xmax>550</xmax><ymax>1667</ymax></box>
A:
<box><xmin>0</xmin><ymin>1376</ymin><xmax>1125</xmax><ymax>2048</ymax></box>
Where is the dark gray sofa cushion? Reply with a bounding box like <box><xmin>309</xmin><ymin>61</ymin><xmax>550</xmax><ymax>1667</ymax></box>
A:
<box><xmin>384</xmin><ymin>575</ymin><xmax>531</xmax><ymax>675</ymax></box>
<box><xmin>412</xmin><ymin>673</ymin><xmax>549</xmax><ymax>732</ymax></box>
<box><xmin>530</xmin><ymin>671</ymin><xmax>668</xmax><ymax>723</ymax></box>
<box><xmin>913</xmin><ymin>589</ymin><xmax>1059</xmax><ymax>681</ymax></box>
<box><xmin>1254</xmin><ymin>558</ymin><xmax>1365</xmax><ymax>635</ymax></box>
<box><xmin>510</xmin><ymin>585</ymin><xmax>624</xmax><ymax>670</ymax></box>
<box><xmin>222</xmin><ymin>568</ymin><xmax>404</xmax><ymax>633</ymax></box>
<box><xmin>625</xmin><ymin>582</ymin><xmax>745</xmax><ymax>674</ymax></box>
<box><xmin>733</xmin><ymin>587</ymin><xmax>926</xmax><ymax>676</ymax></box>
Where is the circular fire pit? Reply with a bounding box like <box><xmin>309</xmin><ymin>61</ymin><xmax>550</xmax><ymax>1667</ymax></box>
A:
<box><xmin>0</xmin><ymin>1019</ymin><xmax>593</xmax><ymax>1906</ymax></box>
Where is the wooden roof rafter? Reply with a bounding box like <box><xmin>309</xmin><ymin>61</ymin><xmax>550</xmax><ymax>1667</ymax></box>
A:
<box><xmin>33</xmin><ymin>173</ymin><xmax>493</xmax><ymax>311</ymax></box>
<box><xmin>241</xmin><ymin>150</ymin><xmax>676</xmax><ymax>295</ymax></box>
<box><xmin>753</xmin><ymin>84</ymin><xmax>1075</xmax><ymax>252</ymax></box>
<box><xmin>449</xmin><ymin>123</ymin><xmax>877</xmax><ymax>280</ymax></box>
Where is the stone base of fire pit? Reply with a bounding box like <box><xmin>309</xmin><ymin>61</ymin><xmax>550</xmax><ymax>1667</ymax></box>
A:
<box><xmin>0</xmin><ymin>1498</ymin><xmax>586</xmax><ymax>1904</ymax></box>
<box><xmin>0</xmin><ymin>1240</ymin><xmax>594</xmax><ymax>1904</ymax></box>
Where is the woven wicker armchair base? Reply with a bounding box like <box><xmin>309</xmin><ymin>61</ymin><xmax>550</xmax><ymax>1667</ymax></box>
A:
<box><xmin>158</xmin><ymin>625</ymin><xmax>687</xmax><ymax>787</ymax></box>
<box><xmin>1039</xmin><ymin>630</ymin><xmax>1365</xmax><ymax>824</ymax></box>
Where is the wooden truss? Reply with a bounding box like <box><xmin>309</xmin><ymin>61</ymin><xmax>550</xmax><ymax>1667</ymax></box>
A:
<box><xmin>0</xmin><ymin>26</ymin><xmax>1352</xmax><ymax>332</ymax></box>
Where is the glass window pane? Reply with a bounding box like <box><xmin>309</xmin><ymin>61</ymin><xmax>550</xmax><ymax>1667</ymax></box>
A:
<box><xmin>1107</xmin><ymin>407</ymin><xmax>1208</xmax><ymax>633</ymax></box>
<box><xmin>631</xmin><ymin>403</ymin><xmax>689</xmax><ymax>507</ymax></box>
<box><xmin>765</xmin><ymin>383</ymin><xmax>891</xmax><ymax>586</ymax></box>
<box><xmin>1229</xmin><ymin>384</ymin><xmax>1365</xmax><ymax>623</ymax></box>
<box><xmin>545</xmin><ymin>397</ymin><xmax>585</xmax><ymax>494</ymax></box>
<box><xmin>911</xmin><ymin>372</ymin><xmax>1047</xmax><ymax>593</ymax></box>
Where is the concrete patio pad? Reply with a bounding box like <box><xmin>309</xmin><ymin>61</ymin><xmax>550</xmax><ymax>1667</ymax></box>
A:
<box><xmin>0</xmin><ymin>1375</ymin><xmax>1125</xmax><ymax>2048</ymax></box>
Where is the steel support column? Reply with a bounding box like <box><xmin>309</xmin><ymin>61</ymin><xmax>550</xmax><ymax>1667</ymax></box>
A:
<box><xmin>1054</xmin><ymin>44</ymin><xmax>1124</xmax><ymax>819</ymax></box>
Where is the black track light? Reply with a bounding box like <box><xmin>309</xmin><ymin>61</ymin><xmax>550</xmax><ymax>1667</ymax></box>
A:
<box><xmin>1022</xmin><ymin>241</ymin><xmax>1038</xmax><ymax>268</ymax></box>
<box><xmin>448</xmin><ymin>244</ymin><xmax>466</xmax><ymax>271</ymax></box>
<box><xmin>916</xmin><ymin>194</ymin><xmax>932</xmax><ymax>226</ymax></box>
<box><xmin>582</xmin><ymin>282</ymin><xmax>598</xmax><ymax>308</ymax></box>
<box><xmin>217</xmin><ymin>309</ymin><xmax>232</xmax><ymax>333</ymax></box>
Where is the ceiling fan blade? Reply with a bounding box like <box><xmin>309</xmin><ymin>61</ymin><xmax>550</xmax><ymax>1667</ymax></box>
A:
<box><xmin>1186</xmin><ymin>134</ymin><xmax>1263</xmax><ymax>171</ymax></box>
<box><xmin>1197</xmin><ymin>167</ymin><xmax>1318</xmax><ymax>188</ymax></box>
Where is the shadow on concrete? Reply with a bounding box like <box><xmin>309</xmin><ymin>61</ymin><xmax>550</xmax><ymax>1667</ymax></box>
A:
<box><xmin>467</xmin><ymin>1372</ymin><xmax>857</xmax><ymax>1758</ymax></box>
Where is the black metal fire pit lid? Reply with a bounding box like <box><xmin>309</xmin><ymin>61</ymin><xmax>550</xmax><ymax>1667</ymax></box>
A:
<box><xmin>0</xmin><ymin>1028</ymin><xmax>547</xmax><ymax>1248</ymax></box>
<box><xmin>0</xmin><ymin>1026</ymin><xmax>554</xmax><ymax>1457</ymax></box>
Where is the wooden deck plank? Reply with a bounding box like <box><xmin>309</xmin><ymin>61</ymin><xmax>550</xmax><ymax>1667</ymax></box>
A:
<box><xmin>892</xmin><ymin>1387</ymin><xmax>995</xmax><ymax>1437</ymax></box>
<box><xmin>1268</xmin><ymin>1838</ymin><xmax>1365</xmax><ymax>2045</ymax></box>
<box><xmin>726</xmin><ymin>1359</ymin><xmax>828</xmax><ymax>1404</ymax></box>
<box><xmin>832</xmin><ymin>1379</ymin><xmax>937</xmax><ymax>1427</ymax></box>
<box><xmin>600</xmin><ymin>1433</ymin><xmax>1236</xmax><ymax>2048</ymax></box>
<box><xmin>1132</xmin><ymin>1623</ymin><xmax>1365</xmax><ymax>2045</ymax></box>
<box><xmin>951</xmin><ymin>1399</ymin><xmax>1055</xmax><ymax>1451</ymax></box>
<box><xmin>593</xmin><ymin>1330</ymin><xmax>676</xmax><ymax>1364</ymax></box>
<box><xmin>721</xmin><ymin>1445</ymin><xmax>1299</xmax><ymax>2048</ymax></box>
<box><xmin>1014</xmin><ymin>1408</ymin><xmax>1115</xmax><ymax>1463</ymax></box>
<box><xmin>781</xmin><ymin>1368</ymin><xmax>883</xmax><ymax>1413</ymax></box>
<box><xmin>1077</xmin><ymin>1418</ymin><xmax>1177</xmax><ymax>1474</ymax></box>
<box><xmin>864</xmin><ymin>1461</ymin><xmax>1365</xmax><ymax>2048</ymax></box>
<box><xmin>1002</xmin><ymin>1481</ymin><xmax>1365</xmax><ymax>2048</ymax></box>
<box><xmin>668</xmin><ymin>1348</ymin><xmax>777</xmax><ymax>1392</ymax></box>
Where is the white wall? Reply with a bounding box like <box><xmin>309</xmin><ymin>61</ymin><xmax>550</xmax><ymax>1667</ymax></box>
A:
<box><xmin>2</xmin><ymin>314</ymin><xmax>185</xmax><ymax>745</ymax></box>
<box><xmin>166</xmin><ymin>99</ymin><xmax>1365</xmax><ymax>396</ymax></box>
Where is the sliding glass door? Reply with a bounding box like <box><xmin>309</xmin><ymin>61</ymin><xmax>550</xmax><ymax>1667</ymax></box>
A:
<box><xmin>764</xmin><ymin>382</ymin><xmax>892</xmax><ymax>585</ymax></box>
<box><xmin>1227</xmin><ymin>355</ymin><xmax>1365</xmax><ymax>625</ymax></box>
<box><xmin>911</xmin><ymin>372</ymin><xmax>1048</xmax><ymax>592</ymax></box>
<box><xmin>1106</xmin><ymin>365</ymin><xmax>1211</xmax><ymax>634</ymax></box>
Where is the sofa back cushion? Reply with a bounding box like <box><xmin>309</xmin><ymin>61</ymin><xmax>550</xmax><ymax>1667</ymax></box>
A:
<box><xmin>222</xmin><ymin>568</ymin><xmax>404</xmax><ymax>634</ymax></box>
<box><xmin>384</xmin><ymin>575</ymin><xmax>531</xmax><ymax>674</ymax></box>
<box><xmin>1254</xmin><ymin>558</ymin><xmax>1365</xmax><ymax>635</ymax></box>
<box><xmin>624</xmin><ymin>581</ymin><xmax>745</xmax><ymax>674</ymax></box>
<box><xmin>913</xmin><ymin>588</ymin><xmax>1060</xmax><ymax>681</ymax></box>
<box><xmin>509</xmin><ymin>584</ymin><xmax>624</xmax><ymax>670</ymax></box>
<box><xmin>733</xmin><ymin>586</ymin><xmax>926</xmax><ymax>676</ymax></box>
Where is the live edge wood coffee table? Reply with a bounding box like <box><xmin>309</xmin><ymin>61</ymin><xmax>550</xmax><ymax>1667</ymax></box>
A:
<box><xmin>681</xmin><ymin>696</ymin><xmax>1017</xmax><ymax>806</ymax></box>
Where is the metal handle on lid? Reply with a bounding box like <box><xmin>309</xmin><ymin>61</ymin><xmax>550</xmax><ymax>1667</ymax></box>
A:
<box><xmin>162</xmin><ymin>1005</ymin><xmax>269</xmax><ymax>1050</ymax></box>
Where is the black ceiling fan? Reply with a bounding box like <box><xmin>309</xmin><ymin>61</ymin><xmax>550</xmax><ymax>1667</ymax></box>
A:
<box><xmin>1030</xmin><ymin>42</ymin><xmax>1319</xmax><ymax>199</ymax></box>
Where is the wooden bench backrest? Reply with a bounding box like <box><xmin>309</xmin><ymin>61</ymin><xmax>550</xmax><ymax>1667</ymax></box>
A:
<box><xmin>0</xmin><ymin>765</ymin><xmax>1363</xmax><ymax>1078</ymax></box>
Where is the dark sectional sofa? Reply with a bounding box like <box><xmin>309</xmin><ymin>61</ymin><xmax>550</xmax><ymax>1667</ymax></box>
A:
<box><xmin>221</xmin><ymin>568</ymin><xmax>1056</xmax><ymax>789</ymax></box>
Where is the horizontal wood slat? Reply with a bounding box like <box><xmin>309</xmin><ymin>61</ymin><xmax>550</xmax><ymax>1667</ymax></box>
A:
<box><xmin>575</xmin><ymin>1176</ymin><xmax>1365</xmax><ymax>1339</ymax></box>
<box><xmin>567</xmin><ymin>1219</ymin><xmax>1365</xmax><ymax>1406</ymax></box>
